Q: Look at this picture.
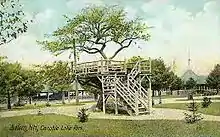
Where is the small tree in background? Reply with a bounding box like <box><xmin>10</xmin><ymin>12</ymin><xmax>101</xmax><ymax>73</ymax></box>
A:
<box><xmin>206</xmin><ymin>64</ymin><xmax>220</xmax><ymax>95</ymax></box>
<box><xmin>185</xmin><ymin>78</ymin><xmax>197</xmax><ymax>100</ymax></box>
<box><xmin>184</xmin><ymin>99</ymin><xmax>203</xmax><ymax>124</ymax></box>
<box><xmin>77</xmin><ymin>108</ymin><xmax>89</xmax><ymax>123</ymax></box>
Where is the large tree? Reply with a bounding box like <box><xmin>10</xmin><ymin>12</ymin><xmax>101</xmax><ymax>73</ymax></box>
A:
<box><xmin>17</xmin><ymin>69</ymin><xmax>44</xmax><ymax>104</ymax></box>
<box><xmin>38</xmin><ymin>5</ymin><xmax>151</xmax><ymax>59</ymax></box>
<box><xmin>38</xmin><ymin>5</ymin><xmax>151</xmax><ymax>108</ymax></box>
<box><xmin>0</xmin><ymin>0</ymin><xmax>30</xmax><ymax>46</ymax></box>
<box><xmin>206</xmin><ymin>64</ymin><xmax>220</xmax><ymax>94</ymax></box>
<box><xmin>38</xmin><ymin>61</ymin><xmax>72</xmax><ymax>104</ymax></box>
<box><xmin>0</xmin><ymin>59</ymin><xmax>23</xmax><ymax>109</ymax></box>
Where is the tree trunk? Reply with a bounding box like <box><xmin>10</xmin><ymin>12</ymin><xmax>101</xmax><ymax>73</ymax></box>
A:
<box><xmin>188</xmin><ymin>90</ymin><xmax>193</xmax><ymax>100</ymax></box>
<box><xmin>68</xmin><ymin>91</ymin><xmax>70</xmax><ymax>103</ymax></box>
<box><xmin>18</xmin><ymin>96</ymin><xmax>21</xmax><ymax>105</ymax></box>
<box><xmin>47</xmin><ymin>91</ymin><xmax>49</xmax><ymax>103</ymax></box>
<box><xmin>94</xmin><ymin>93</ymin><xmax>98</xmax><ymax>101</ymax></box>
<box><xmin>96</xmin><ymin>93</ymin><xmax>103</xmax><ymax>110</ymax></box>
<box><xmin>7</xmin><ymin>91</ymin><xmax>11</xmax><ymax>109</ymax></box>
<box><xmin>29</xmin><ymin>96</ymin><xmax>32</xmax><ymax>104</ymax></box>
<box><xmin>81</xmin><ymin>91</ymin><xmax>84</xmax><ymax>99</ymax></box>
<box><xmin>152</xmin><ymin>90</ymin><xmax>155</xmax><ymax>97</ymax></box>
<box><xmin>217</xmin><ymin>88</ymin><xmax>219</xmax><ymax>95</ymax></box>
<box><xmin>62</xmin><ymin>91</ymin><xmax>65</xmax><ymax>104</ymax></box>
<box><xmin>159</xmin><ymin>90</ymin><xmax>162</xmax><ymax>104</ymax></box>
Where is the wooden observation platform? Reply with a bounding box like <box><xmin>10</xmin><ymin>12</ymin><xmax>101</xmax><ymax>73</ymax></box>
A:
<box><xmin>74</xmin><ymin>58</ymin><xmax>152</xmax><ymax>116</ymax></box>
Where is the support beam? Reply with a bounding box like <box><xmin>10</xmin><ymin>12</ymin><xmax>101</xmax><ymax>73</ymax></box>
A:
<box><xmin>102</xmin><ymin>76</ymin><xmax>106</xmax><ymax>114</ymax></box>
<box><xmin>135</xmin><ymin>83</ymin><xmax>139</xmax><ymax>116</ymax></box>
<box><xmin>114</xmin><ymin>74</ymin><xmax>118</xmax><ymax>115</ymax></box>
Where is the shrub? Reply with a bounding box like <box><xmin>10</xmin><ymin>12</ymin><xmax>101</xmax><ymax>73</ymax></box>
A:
<box><xmin>77</xmin><ymin>108</ymin><xmax>89</xmax><ymax>123</ymax></box>
<box><xmin>184</xmin><ymin>99</ymin><xmax>203</xmax><ymax>124</ymax></box>
<box><xmin>202</xmin><ymin>97</ymin><xmax>212</xmax><ymax>108</ymax></box>
<box><xmin>45</xmin><ymin>102</ymin><xmax>51</xmax><ymax>107</ymax></box>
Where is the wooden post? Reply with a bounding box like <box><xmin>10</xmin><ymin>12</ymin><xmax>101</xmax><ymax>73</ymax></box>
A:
<box><xmin>68</xmin><ymin>91</ymin><xmax>70</xmax><ymax>103</ymax></box>
<box><xmin>135</xmin><ymin>86</ymin><xmax>139</xmax><ymax>115</ymax></box>
<box><xmin>124</xmin><ymin>58</ymin><xmax>127</xmax><ymax>74</ymax></box>
<box><xmin>73</xmin><ymin>39</ymin><xmax>79</xmax><ymax>104</ymax></box>
<box><xmin>114</xmin><ymin>74</ymin><xmax>118</xmax><ymax>115</ymax></box>
<box><xmin>148</xmin><ymin>57</ymin><xmax>152</xmax><ymax>113</ymax></box>
<box><xmin>102</xmin><ymin>76</ymin><xmax>106</xmax><ymax>114</ymax></box>
<box><xmin>101</xmin><ymin>57</ymin><xmax>103</xmax><ymax>74</ymax></box>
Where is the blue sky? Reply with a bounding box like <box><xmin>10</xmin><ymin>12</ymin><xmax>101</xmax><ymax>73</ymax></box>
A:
<box><xmin>0</xmin><ymin>0</ymin><xmax>220</xmax><ymax>76</ymax></box>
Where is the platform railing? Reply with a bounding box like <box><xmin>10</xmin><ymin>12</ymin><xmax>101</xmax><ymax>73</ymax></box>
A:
<box><xmin>73</xmin><ymin>59</ymin><xmax>151</xmax><ymax>75</ymax></box>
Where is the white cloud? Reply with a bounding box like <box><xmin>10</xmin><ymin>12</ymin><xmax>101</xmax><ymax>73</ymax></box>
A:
<box><xmin>124</xmin><ymin>6</ymin><xmax>137</xmax><ymax>20</ymax></box>
<box><xmin>1</xmin><ymin>0</ymin><xmax>220</xmax><ymax>77</ymax></box>
<box><xmin>140</xmin><ymin>0</ymin><xmax>220</xmax><ymax>76</ymax></box>
<box><xmin>66</xmin><ymin>0</ymin><xmax>103</xmax><ymax>12</ymax></box>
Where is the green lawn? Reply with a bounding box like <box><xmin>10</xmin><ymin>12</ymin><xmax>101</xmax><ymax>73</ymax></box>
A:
<box><xmin>0</xmin><ymin>101</ymin><xmax>95</xmax><ymax>112</ymax></box>
<box><xmin>154</xmin><ymin>102</ymin><xmax>220</xmax><ymax>116</ymax></box>
<box><xmin>1</xmin><ymin>114</ymin><xmax>220</xmax><ymax>137</ymax></box>
<box><xmin>153</xmin><ymin>95</ymin><xmax>186</xmax><ymax>99</ymax></box>
<box><xmin>153</xmin><ymin>94</ymin><xmax>203</xmax><ymax>99</ymax></box>
<box><xmin>176</xmin><ymin>97</ymin><xmax>220</xmax><ymax>101</ymax></box>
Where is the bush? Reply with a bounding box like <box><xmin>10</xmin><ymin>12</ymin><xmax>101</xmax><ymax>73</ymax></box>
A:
<box><xmin>77</xmin><ymin>108</ymin><xmax>89</xmax><ymax>123</ymax></box>
<box><xmin>202</xmin><ymin>97</ymin><xmax>212</xmax><ymax>108</ymax></box>
<box><xmin>45</xmin><ymin>102</ymin><xmax>51</xmax><ymax>107</ymax></box>
<box><xmin>184</xmin><ymin>99</ymin><xmax>203</xmax><ymax>124</ymax></box>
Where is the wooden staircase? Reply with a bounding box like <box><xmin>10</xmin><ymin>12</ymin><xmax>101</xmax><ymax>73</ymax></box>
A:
<box><xmin>115</xmin><ymin>61</ymin><xmax>149</xmax><ymax>115</ymax></box>
<box><xmin>75</xmin><ymin>59</ymin><xmax>151</xmax><ymax>116</ymax></box>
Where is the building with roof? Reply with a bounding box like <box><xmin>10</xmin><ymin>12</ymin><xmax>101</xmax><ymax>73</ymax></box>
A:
<box><xmin>181</xmin><ymin>49</ymin><xmax>208</xmax><ymax>90</ymax></box>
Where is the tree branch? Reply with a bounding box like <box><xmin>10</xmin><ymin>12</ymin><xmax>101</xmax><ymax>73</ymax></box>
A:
<box><xmin>109</xmin><ymin>40</ymin><xmax>133</xmax><ymax>59</ymax></box>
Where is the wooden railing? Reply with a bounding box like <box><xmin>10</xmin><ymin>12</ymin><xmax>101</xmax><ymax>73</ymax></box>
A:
<box><xmin>74</xmin><ymin>59</ymin><xmax>151</xmax><ymax>75</ymax></box>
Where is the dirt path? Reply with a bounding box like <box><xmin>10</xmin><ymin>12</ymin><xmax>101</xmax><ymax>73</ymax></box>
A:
<box><xmin>1</xmin><ymin>102</ymin><xmax>220</xmax><ymax>122</ymax></box>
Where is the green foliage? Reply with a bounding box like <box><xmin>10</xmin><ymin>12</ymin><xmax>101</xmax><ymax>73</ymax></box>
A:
<box><xmin>38</xmin><ymin>61</ymin><xmax>72</xmax><ymax>92</ymax></box>
<box><xmin>77</xmin><ymin>108</ymin><xmax>89</xmax><ymax>123</ymax></box>
<box><xmin>0</xmin><ymin>56</ymin><xmax>44</xmax><ymax>108</ymax></box>
<box><xmin>0</xmin><ymin>60</ymin><xmax>22</xmax><ymax>96</ymax></box>
<box><xmin>184</xmin><ymin>99</ymin><xmax>203</xmax><ymax>123</ymax></box>
<box><xmin>206</xmin><ymin>64</ymin><xmax>220</xmax><ymax>94</ymax></box>
<box><xmin>185</xmin><ymin>78</ymin><xmax>197</xmax><ymax>90</ymax></box>
<box><xmin>0</xmin><ymin>0</ymin><xmax>30</xmax><ymax>46</ymax></box>
<box><xmin>202</xmin><ymin>97</ymin><xmax>212</xmax><ymax>108</ymax></box>
<box><xmin>38</xmin><ymin>6</ymin><xmax>151</xmax><ymax>59</ymax></box>
<box><xmin>18</xmin><ymin>69</ymin><xmax>44</xmax><ymax>99</ymax></box>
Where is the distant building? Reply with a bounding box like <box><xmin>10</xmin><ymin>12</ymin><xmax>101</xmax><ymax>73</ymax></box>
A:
<box><xmin>181</xmin><ymin>69</ymin><xmax>207</xmax><ymax>90</ymax></box>
<box><xmin>181</xmin><ymin>47</ymin><xmax>208</xmax><ymax>90</ymax></box>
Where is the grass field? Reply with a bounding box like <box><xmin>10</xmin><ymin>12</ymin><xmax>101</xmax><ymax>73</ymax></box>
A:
<box><xmin>176</xmin><ymin>97</ymin><xmax>220</xmax><ymax>101</ymax></box>
<box><xmin>154</xmin><ymin>102</ymin><xmax>220</xmax><ymax>116</ymax></box>
<box><xmin>153</xmin><ymin>95</ymin><xmax>186</xmax><ymax>99</ymax></box>
<box><xmin>0</xmin><ymin>101</ymin><xmax>95</xmax><ymax>112</ymax></box>
<box><xmin>1</xmin><ymin>114</ymin><xmax>220</xmax><ymax>137</ymax></box>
